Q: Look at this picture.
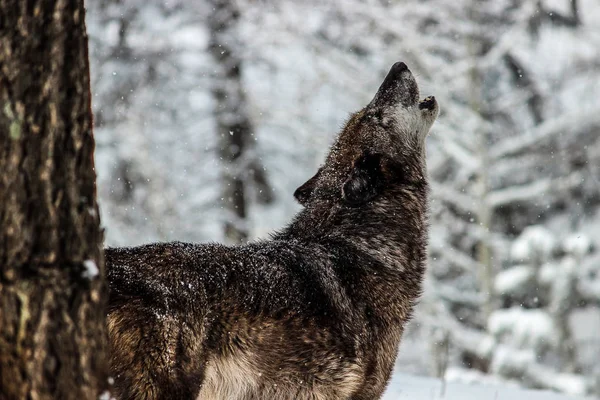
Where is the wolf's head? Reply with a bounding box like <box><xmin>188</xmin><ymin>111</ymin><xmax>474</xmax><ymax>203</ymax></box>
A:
<box><xmin>294</xmin><ymin>62</ymin><xmax>438</xmax><ymax>207</ymax></box>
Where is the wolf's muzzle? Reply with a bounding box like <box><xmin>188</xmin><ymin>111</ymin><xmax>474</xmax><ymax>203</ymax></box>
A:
<box><xmin>369</xmin><ymin>61</ymin><xmax>420</xmax><ymax>109</ymax></box>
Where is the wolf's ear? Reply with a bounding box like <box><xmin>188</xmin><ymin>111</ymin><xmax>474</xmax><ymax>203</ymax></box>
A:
<box><xmin>294</xmin><ymin>168</ymin><xmax>323</xmax><ymax>206</ymax></box>
<box><xmin>342</xmin><ymin>152</ymin><xmax>384</xmax><ymax>206</ymax></box>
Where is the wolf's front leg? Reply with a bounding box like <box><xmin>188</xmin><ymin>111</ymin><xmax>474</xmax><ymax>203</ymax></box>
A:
<box><xmin>108</xmin><ymin>303</ymin><xmax>206</xmax><ymax>400</ymax></box>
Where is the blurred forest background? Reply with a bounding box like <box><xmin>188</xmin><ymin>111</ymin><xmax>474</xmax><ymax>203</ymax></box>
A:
<box><xmin>86</xmin><ymin>0</ymin><xmax>600</xmax><ymax>396</ymax></box>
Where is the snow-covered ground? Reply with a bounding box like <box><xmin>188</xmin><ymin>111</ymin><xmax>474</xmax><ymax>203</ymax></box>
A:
<box><xmin>384</xmin><ymin>373</ymin><xmax>591</xmax><ymax>400</ymax></box>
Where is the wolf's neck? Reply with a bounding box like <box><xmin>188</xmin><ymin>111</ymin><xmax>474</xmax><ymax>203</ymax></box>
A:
<box><xmin>282</xmin><ymin>183</ymin><xmax>429</xmax><ymax>273</ymax></box>
<box><xmin>344</xmin><ymin>185</ymin><xmax>428</xmax><ymax>272</ymax></box>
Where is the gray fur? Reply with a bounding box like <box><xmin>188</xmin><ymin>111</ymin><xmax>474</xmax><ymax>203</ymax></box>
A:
<box><xmin>106</xmin><ymin>62</ymin><xmax>439</xmax><ymax>400</ymax></box>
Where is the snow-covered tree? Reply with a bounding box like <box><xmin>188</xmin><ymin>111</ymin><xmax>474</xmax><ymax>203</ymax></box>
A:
<box><xmin>208</xmin><ymin>0</ymin><xmax>273</xmax><ymax>243</ymax></box>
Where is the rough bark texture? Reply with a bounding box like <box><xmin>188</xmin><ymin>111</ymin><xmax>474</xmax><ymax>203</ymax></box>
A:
<box><xmin>0</xmin><ymin>1</ymin><xmax>108</xmax><ymax>399</ymax></box>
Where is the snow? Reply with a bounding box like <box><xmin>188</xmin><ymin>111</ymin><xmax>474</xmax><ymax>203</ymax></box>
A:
<box><xmin>488</xmin><ymin>308</ymin><xmax>556</xmax><ymax>350</ymax></box>
<box><xmin>539</xmin><ymin>261</ymin><xmax>563</xmax><ymax>285</ymax></box>
<box><xmin>511</xmin><ymin>226</ymin><xmax>556</xmax><ymax>263</ymax></box>
<box><xmin>82</xmin><ymin>259</ymin><xmax>99</xmax><ymax>280</ymax></box>
<box><xmin>563</xmin><ymin>234</ymin><xmax>592</xmax><ymax>257</ymax></box>
<box><xmin>98</xmin><ymin>391</ymin><xmax>112</xmax><ymax>400</ymax></box>
<box><xmin>494</xmin><ymin>265</ymin><xmax>534</xmax><ymax>295</ymax></box>
<box><xmin>383</xmin><ymin>373</ymin><xmax>589</xmax><ymax>400</ymax></box>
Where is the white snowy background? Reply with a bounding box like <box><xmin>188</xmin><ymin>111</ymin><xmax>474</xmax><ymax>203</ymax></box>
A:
<box><xmin>86</xmin><ymin>0</ymin><xmax>600</xmax><ymax>398</ymax></box>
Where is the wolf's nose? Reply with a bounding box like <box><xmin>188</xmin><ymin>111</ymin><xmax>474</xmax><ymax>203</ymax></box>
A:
<box><xmin>391</xmin><ymin>62</ymin><xmax>409</xmax><ymax>73</ymax></box>
<box><xmin>368</xmin><ymin>61</ymin><xmax>418</xmax><ymax>108</ymax></box>
<box><xmin>419</xmin><ymin>96</ymin><xmax>436</xmax><ymax>110</ymax></box>
<box><xmin>382</xmin><ymin>62</ymin><xmax>410</xmax><ymax>85</ymax></box>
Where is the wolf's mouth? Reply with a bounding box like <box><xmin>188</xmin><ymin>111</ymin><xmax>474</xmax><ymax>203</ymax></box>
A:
<box><xmin>418</xmin><ymin>96</ymin><xmax>436</xmax><ymax>111</ymax></box>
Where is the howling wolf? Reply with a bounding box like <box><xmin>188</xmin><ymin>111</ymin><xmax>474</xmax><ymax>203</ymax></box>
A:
<box><xmin>106</xmin><ymin>62</ymin><xmax>439</xmax><ymax>400</ymax></box>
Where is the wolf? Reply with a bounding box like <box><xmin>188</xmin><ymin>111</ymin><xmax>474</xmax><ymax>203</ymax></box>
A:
<box><xmin>106</xmin><ymin>61</ymin><xmax>439</xmax><ymax>400</ymax></box>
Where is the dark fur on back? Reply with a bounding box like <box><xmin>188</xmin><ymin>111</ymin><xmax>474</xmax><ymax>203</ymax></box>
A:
<box><xmin>106</xmin><ymin>62</ymin><xmax>439</xmax><ymax>400</ymax></box>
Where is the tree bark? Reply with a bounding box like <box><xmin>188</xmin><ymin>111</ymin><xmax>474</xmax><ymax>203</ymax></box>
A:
<box><xmin>0</xmin><ymin>1</ymin><xmax>108</xmax><ymax>399</ymax></box>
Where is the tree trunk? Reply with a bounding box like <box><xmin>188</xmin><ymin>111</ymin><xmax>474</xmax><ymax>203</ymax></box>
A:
<box><xmin>466</xmin><ymin>26</ymin><xmax>494</xmax><ymax>323</ymax></box>
<box><xmin>208</xmin><ymin>0</ymin><xmax>273</xmax><ymax>243</ymax></box>
<box><xmin>0</xmin><ymin>1</ymin><xmax>108</xmax><ymax>399</ymax></box>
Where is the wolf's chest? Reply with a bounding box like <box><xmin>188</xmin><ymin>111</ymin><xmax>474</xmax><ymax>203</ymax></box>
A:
<box><xmin>196</xmin><ymin>345</ymin><xmax>362</xmax><ymax>400</ymax></box>
<box><xmin>197</xmin><ymin>354</ymin><xmax>260</xmax><ymax>399</ymax></box>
